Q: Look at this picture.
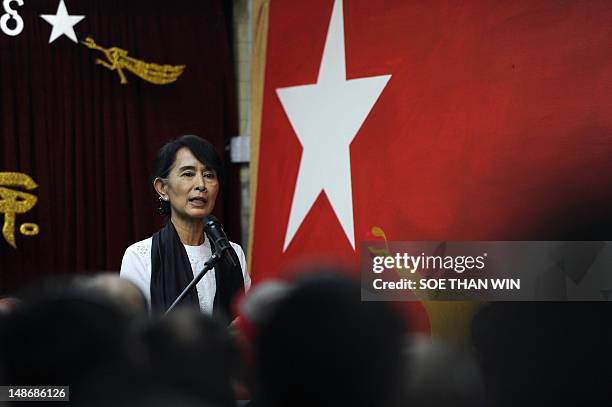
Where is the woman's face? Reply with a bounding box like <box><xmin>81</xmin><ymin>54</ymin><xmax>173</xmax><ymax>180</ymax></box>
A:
<box><xmin>156</xmin><ymin>147</ymin><xmax>219</xmax><ymax>221</ymax></box>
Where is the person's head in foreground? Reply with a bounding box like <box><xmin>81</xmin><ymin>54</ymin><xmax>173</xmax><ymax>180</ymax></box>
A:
<box><xmin>254</xmin><ymin>272</ymin><xmax>409</xmax><ymax>407</ymax></box>
<box><xmin>471</xmin><ymin>302</ymin><xmax>611</xmax><ymax>406</ymax></box>
<box><xmin>0</xmin><ymin>293</ymin><xmax>130</xmax><ymax>398</ymax></box>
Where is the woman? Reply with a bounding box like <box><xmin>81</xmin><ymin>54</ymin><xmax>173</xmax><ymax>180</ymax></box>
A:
<box><xmin>120</xmin><ymin>135</ymin><xmax>250</xmax><ymax>320</ymax></box>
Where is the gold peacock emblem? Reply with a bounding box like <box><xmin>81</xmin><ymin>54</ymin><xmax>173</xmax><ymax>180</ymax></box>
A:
<box><xmin>81</xmin><ymin>37</ymin><xmax>185</xmax><ymax>85</ymax></box>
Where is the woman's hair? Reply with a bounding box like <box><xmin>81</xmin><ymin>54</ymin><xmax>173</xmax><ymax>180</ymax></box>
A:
<box><xmin>152</xmin><ymin>135</ymin><xmax>224</xmax><ymax>215</ymax></box>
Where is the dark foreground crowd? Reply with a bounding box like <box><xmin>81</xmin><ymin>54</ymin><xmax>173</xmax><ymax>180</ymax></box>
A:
<box><xmin>0</xmin><ymin>270</ymin><xmax>610</xmax><ymax>407</ymax></box>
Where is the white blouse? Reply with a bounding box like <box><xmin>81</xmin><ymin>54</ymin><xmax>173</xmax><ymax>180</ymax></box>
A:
<box><xmin>119</xmin><ymin>235</ymin><xmax>250</xmax><ymax>314</ymax></box>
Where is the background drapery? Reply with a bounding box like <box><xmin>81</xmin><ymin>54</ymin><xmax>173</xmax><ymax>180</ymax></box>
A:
<box><xmin>0</xmin><ymin>0</ymin><xmax>241</xmax><ymax>293</ymax></box>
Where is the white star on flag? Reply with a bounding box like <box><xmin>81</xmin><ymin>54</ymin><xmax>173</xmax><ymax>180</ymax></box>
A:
<box><xmin>40</xmin><ymin>0</ymin><xmax>85</xmax><ymax>44</ymax></box>
<box><xmin>276</xmin><ymin>0</ymin><xmax>391</xmax><ymax>251</ymax></box>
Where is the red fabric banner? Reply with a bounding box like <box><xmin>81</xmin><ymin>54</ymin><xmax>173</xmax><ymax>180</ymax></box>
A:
<box><xmin>251</xmin><ymin>0</ymin><xmax>612</xmax><ymax>332</ymax></box>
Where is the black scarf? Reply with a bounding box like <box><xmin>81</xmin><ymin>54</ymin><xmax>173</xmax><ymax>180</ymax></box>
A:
<box><xmin>150</xmin><ymin>220</ymin><xmax>245</xmax><ymax>322</ymax></box>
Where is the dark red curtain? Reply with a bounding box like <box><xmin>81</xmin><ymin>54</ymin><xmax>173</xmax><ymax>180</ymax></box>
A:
<box><xmin>0</xmin><ymin>0</ymin><xmax>240</xmax><ymax>294</ymax></box>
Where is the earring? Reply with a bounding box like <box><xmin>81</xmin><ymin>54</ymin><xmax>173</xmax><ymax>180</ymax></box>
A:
<box><xmin>157</xmin><ymin>196</ymin><xmax>169</xmax><ymax>215</ymax></box>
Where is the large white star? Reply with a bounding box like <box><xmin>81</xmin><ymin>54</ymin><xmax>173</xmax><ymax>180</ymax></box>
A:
<box><xmin>277</xmin><ymin>0</ymin><xmax>391</xmax><ymax>251</ymax></box>
<box><xmin>40</xmin><ymin>0</ymin><xmax>85</xmax><ymax>44</ymax></box>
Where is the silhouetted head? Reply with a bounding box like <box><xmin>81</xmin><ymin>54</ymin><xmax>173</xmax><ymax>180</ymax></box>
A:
<box><xmin>402</xmin><ymin>337</ymin><xmax>486</xmax><ymax>407</ymax></box>
<box><xmin>0</xmin><ymin>294</ymin><xmax>130</xmax><ymax>394</ymax></box>
<box><xmin>129</xmin><ymin>309</ymin><xmax>237</xmax><ymax>407</ymax></box>
<box><xmin>74</xmin><ymin>273</ymin><xmax>147</xmax><ymax>316</ymax></box>
<box><xmin>255</xmin><ymin>273</ymin><xmax>408</xmax><ymax>407</ymax></box>
<box><xmin>472</xmin><ymin>302</ymin><xmax>611</xmax><ymax>405</ymax></box>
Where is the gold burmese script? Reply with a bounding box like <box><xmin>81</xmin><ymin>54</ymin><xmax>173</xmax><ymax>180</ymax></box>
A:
<box><xmin>0</xmin><ymin>172</ymin><xmax>39</xmax><ymax>248</ymax></box>
<box><xmin>81</xmin><ymin>37</ymin><xmax>185</xmax><ymax>85</ymax></box>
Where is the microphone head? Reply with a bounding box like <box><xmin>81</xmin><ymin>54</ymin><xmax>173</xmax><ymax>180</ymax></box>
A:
<box><xmin>203</xmin><ymin>215</ymin><xmax>226</xmax><ymax>239</ymax></box>
<box><xmin>203</xmin><ymin>215</ymin><xmax>220</xmax><ymax>228</ymax></box>
<box><xmin>203</xmin><ymin>216</ymin><xmax>238</xmax><ymax>267</ymax></box>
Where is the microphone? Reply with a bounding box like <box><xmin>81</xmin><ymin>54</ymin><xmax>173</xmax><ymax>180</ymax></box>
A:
<box><xmin>203</xmin><ymin>215</ymin><xmax>239</xmax><ymax>267</ymax></box>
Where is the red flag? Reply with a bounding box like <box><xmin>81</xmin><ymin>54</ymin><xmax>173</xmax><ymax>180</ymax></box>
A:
<box><xmin>250</xmin><ymin>0</ymin><xmax>612</xmax><ymax>335</ymax></box>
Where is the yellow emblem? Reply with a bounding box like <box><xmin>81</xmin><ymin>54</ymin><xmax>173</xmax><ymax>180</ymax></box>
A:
<box><xmin>81</xmin><ymin>37</ymin><xmax>186</xmax><ymax>85</ymax></box>
<box><xmin>0</xmin><ymin>172</ymin><xmax>39</xmax><ymax>248</ymax></box>
<box><xmin>366</xmin><ymin>226</ymin><xmax>481</xmax><ymax>345</ymax></box>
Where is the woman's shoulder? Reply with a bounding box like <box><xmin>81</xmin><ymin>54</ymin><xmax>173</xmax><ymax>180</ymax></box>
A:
<box><xmin>120</xmin><ymin>237</ymin><xmax>153</xmax><ymax>298</ymax></box>
<box><xmin>124</xmin><ymin>236</ymin><xmax>154</xmax><ymax>259</ymax></box>
<box><xmin>229</xmin><ymin>240</ymin><xmax>245</xmax><ymax>255</ymax></box>
<box><xmin>229</xmin><ymin>241</ymin><xmax>250</xmax><ymax>288</ymax></box>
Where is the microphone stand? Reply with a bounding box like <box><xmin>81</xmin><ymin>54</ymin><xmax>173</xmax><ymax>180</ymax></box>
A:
<box><xmin>165</xmin><ymin>252</ymin><xmax>221</xmax><ymax>315</ymax></box>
